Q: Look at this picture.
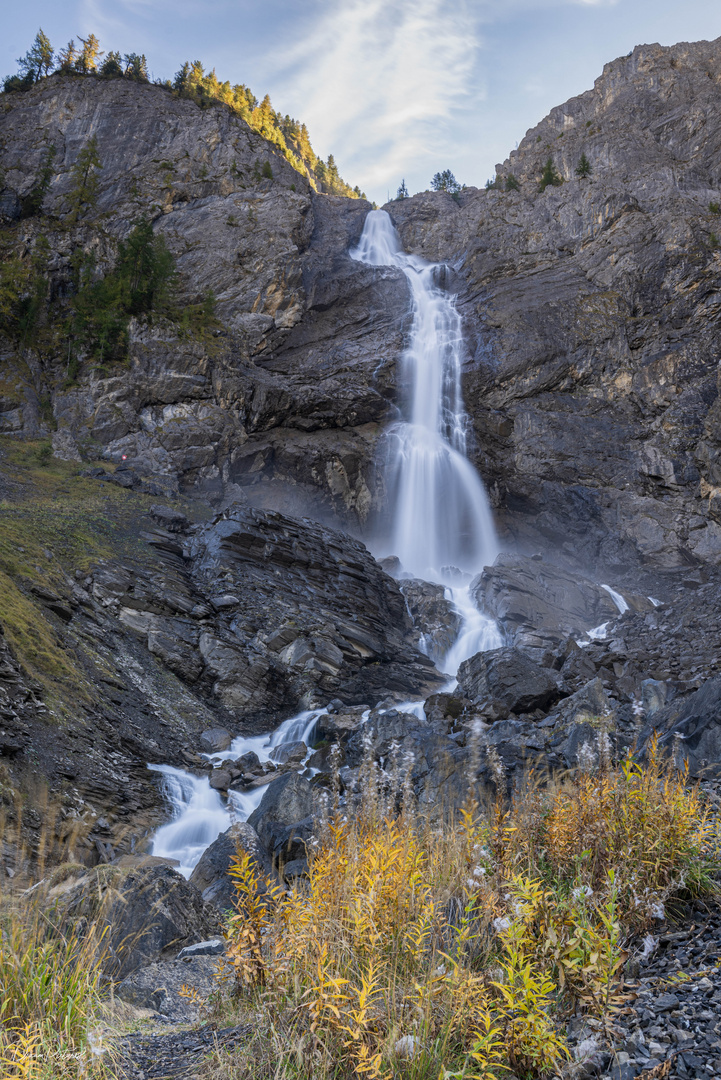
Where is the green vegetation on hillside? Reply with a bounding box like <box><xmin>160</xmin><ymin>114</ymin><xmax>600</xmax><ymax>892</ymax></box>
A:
<box><xmin>3</xmin><ymin>29</ymin><xmax>365</xmax><ymax>200</ymax></box>
<box><xmin>0</xmin><ymin>438</ymin><xmax>208</xmax><ymax>712</ymax></box>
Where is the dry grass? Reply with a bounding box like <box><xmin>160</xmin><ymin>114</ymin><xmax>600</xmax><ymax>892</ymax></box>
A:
<box><xmin>0</xmin><ymin>801</ymin><xmax>114</xmax><ymax>1079</ymax></box>
<box><xmin>208</xmin><ymin>737</ymin><xmax>718</xmax><ymax>1080</ymax></box>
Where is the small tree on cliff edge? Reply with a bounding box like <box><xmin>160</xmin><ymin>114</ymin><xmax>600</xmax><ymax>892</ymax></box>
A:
<box><xmin>431</xmin><ymin>169</ymin><xmax>461</xmax><ymax>194</ymax></box>
<box><xmin>396</xmin><ymin>179</ymin><xmax>409</xmax><ymax>200</ymax></box>
<box><xmin>539</xmin><ymin>157</ymin><xmax>562</xmax><ymax>192</ymax></box>
<box><xmin>17</xmin><ymin>29</ymin><xmax>54</xmax><ymax>82</ymax></box>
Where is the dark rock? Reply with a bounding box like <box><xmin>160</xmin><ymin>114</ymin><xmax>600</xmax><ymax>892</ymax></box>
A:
<box><xmin>52</xmin><ymin>863</ymin><xmax>222</xmax><ymax>980</ymax></box>
<box><xmin>115</xmin><ymin>954</ymin><xmax>220</xmax><ymax>1019</ymax></box>
<box><xmin>189</xmin><ymin>822</ymin><xmax>273</xmax><ymax>910</ymax></box>
<box><xmin>473</xmin><ymin>554</ymin><xmax>623</xmax><ymax>660</ymax></box>
<box><xmin>316</xmin><ymin>705</ymin><xmax>369</xmax><ymax>742</ymax></box>
<box><xmin>545</xmin><ymin>677</ymin><xmax>616</xmax><ymax>768</ymax></box>
<box><xmin>270</xmin><ymin>740</ymin><xmax>307</xmax><ymax>764</ymax></box>
<box><xmin>457</xmin><ymin>646</ymin><xmax>565</xmax><ymax>714</ymax></box>
<box><xmin>639</xmin><ymin>676</ymin><xmax>721</xmax><ymax>779</ymax></box>
<box><xmin>247</xmin><ymin>771</ymin><xmax>318</xmax><ymax>858</ymax></box>
<box><xmin>423</xmin><ymin>691</ymin><xmax>471</xmax><ymax>732</ymax></box>
<box><xmin>149</xmin><ymin>505</ymin><xmax>190</xmax><ymax>532</ymax></box>
<box><xmin>209</xmin><ymin>767</ymin><xmax>233</xmax><ymax>791</ymax></box>
<box><xmin>398</xmin><ymin>578</ymin><xmax>461</xmax><ymax>663</ymax></box>
<box><xmin>199</xmin><ymin>728</ymin><xmax>233</xmax><ymax>754</ymax></box>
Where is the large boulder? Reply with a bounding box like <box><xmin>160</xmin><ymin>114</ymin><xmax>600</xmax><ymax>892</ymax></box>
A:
<box><xmin>247</xmin><ymin>771</ymin><xmax>319</xmax><ymax>860</ymax></box>
<box><xmin>543</xmin><ymin>678</ymin><xmax>617</xmax><ymax>769</ymax></box>
<box><xmin>48</xmin><ymin>861</ymin><xmax>222</xmax><ymax>980</ymax></box>
<box><xmin>116</xmin><ymin>954</ymin><xmax>221</xmax><ymax>1020</ymax></box>
<box><xmin>472</xmin><ymin>554</ymin><xmax>650</xmax><ymax>661</ymax></box>
<box><xmin>639</xmin><ymin>676</ymin><xmax>721</xmax><ymax>779</ymax></box>
<box><xmin>457</xmin><ymin>646</ymin><xmax>565</xmax><ymax>715</ymax></box>
<box><xmin>189</xmin><ymin>822</ymin><xmax>273</xmax><ymax>910</ymax></box>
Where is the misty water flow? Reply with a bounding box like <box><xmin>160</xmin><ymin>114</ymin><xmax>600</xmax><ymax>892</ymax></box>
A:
<box><xmin>351</xmin><ymin>210</ymin><xmax>501</xmax><ymax>668</ymax></box>
<box><xmin>149</xmin><ymin>709</ymin><xmax>326</xmax><ymax>876</ymax></box>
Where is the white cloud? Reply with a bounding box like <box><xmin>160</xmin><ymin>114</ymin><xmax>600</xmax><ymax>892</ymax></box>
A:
<box><xmin>273</xmin><ymin>0</ymin><xmax>480</xmax><ymax>197</ymax></box>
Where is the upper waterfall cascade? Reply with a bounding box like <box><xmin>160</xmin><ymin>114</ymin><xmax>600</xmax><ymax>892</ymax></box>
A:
<box><xmin>351</xmin><ymin>210</ymin><xmax>499</xmax><ymax>584</ymax></box>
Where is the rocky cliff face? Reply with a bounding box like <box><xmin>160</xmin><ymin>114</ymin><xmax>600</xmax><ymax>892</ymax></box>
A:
<box><xmin>0</xmin><ymin>73</ymin><xmax>400</xmax><ymax>527</ymax></box>
<box><xmin>3</xmin><ymin>42</ymin><xmax>721</xmax><ymax>856</ymax></box>
<box><xmin>5</xmin><ymin>44</ymin><xmax>721</xmax><ymax>578</ymax></box>
<box><xmin>388</xmin><ymin>37</ymin><xmax>721</xmax><ymax>580</ymax></box>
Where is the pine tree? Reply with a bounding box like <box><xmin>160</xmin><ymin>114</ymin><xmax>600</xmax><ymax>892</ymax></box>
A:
<box><xmin>505</xmin><ymin>173</ymin><xmax>520</xmax><ymax>191</ymax></box>
<box><xmin>173</xmin><ymin>62</ymin><xmax>190</xmax><ymax>92</ymax></box>
<box><xmin>21</xmin><ymin>144</ymin><xmax>56</xmax><ymax>217</ymax></box>
<box><xmin>67</xmin><ymin>135</ymin><xmax>102</xmax><ymax>220</ymax></box>
<box><xmin>17</xmin><ymin>29</ymin><xmax>54</xmax><ymax>82</ymax></box>
<box><xmin>76</xmin><ymin>34</ymin><xmax>103</xmax><ymax>74</ymax></box>
<box><xmin>58</xmin><ymin>40</ymin><xmax>78</xmax><ymax>71</ymax></box>
<box><xmin>431</xmin><ymin>169</ymin><xmax>461</xmax><ymax>194</ymax></box>
<box><xmin>396</xmin><ymin>179</ymin><xmax>409</xmax><ymax>200</ymax></box>
<box><xmin>575</xmin><ymin>152</ymin><xmax>592</xmax><ymax>178</ymax></box>
<box><xmin>123</xmin><ymin>53</ymin><xmax>148</xmax><ymax>81</ymax></box>
<box><xmin>539</xmin><ymin>157</ymin><xmax>562</xmax><ymax>192</ymax></box>
<box><xmin>100</xmin><ymin>52</ymin><xmax>123</xmax><ymax>77</ymax></box>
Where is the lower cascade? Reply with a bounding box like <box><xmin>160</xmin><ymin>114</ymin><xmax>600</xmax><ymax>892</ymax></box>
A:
<box><xmin>149</xmin><ymin>710</ymin><xmax>325</xmax><ymax>876</ymax></box>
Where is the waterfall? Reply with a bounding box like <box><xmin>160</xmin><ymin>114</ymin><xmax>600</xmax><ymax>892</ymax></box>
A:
<box><xmin>351</xmin><ymin>210</ymin><xmax>499</xmax><ymax>584</ymax></box>
<box><xmin>352</xmin><ymin>210</ymin><xmax>501</xmax><ymax>666</ymax></box>
<box><xmin>147</xmin><ymin>708</ymin><xmax>325</xmax><ymax>877</ymax></box>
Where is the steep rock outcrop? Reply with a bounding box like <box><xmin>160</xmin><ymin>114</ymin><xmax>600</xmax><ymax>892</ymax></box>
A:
<box><xmin>387</xmin><ymin>38</ymin><xmax>721</xmax><ymax>577</ymax></box>
<box><xmin>0</xmin><ymin>75</ymin><xmax>406</xmax><ymax>525</ymax></box>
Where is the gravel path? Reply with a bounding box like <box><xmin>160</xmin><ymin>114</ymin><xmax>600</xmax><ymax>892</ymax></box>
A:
<box><xmin>117</xmin><ymin>1022</ymin><xmax>252</xmax><ymax>1079</ymax></box>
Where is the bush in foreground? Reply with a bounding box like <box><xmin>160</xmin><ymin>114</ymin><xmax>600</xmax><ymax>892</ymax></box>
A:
<box><xmin>0</xmin><ymin>801</ymin><xmax>111</xmax><ymax>1079</ymax></box>
<box><xmin>215</xmin><ymin>738</ymin><xmax>718</xmax><ymax>1079</ymax></box>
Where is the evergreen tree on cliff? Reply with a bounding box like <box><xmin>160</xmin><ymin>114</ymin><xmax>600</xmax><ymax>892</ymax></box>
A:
<box><xmin>575</xmin><ymin>152</ymin><xmax>592</xmax><ymax>178</ymax></box>
<box><xmin>76</xmin><ymin>35</ymin><xmax>103</xmax><ymax>74</ymax></box>
<box><xmin>539</xmin><ymin>156</ymin><xmax>562</xmax><ymax>191</ymax></box>
<box><xmin>67</xmin><ymin>136</ymin><xmax>102</xmax><ymax>220</ymax></box>
<box><xmin>17</xmin><ymin>29</ymin><xmax>54</xmax><ymax>82</ymax></box>
<box><xmin>431</xmin><ymin>169</ymin><xmax>461</xmax><ymax>194</ymax></box>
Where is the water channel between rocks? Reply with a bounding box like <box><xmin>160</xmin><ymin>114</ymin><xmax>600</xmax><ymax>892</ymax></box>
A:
<box><xmin>146</xmin><ymin>211</ymin><xmax>632</xmax><ymax>878</ymax></box>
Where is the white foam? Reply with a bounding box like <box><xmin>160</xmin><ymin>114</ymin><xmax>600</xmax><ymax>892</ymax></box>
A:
<box><xmin>601</xmin><ymin>584</ymin><xmax>629</xmax><ymax>614</ymax></box>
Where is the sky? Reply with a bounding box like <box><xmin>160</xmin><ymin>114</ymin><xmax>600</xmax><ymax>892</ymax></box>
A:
<box><xmin>4</xmin><ymin>1</ymin><xmax>721</xmax><ymax>204</ymax></box>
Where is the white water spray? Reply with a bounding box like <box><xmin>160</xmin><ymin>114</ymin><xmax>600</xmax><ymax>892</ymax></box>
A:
<box><xmin>148</xmin><ymin>708</ymin><xmax>325</xmax><ymax>877</ymax></box>
<box><xmin>352</xmin><ymin>211</ymin><xmax>499</xmax><ymax>584</ymax></box>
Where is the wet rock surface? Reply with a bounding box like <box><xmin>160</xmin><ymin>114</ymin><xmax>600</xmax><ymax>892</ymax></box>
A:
<box><xmin>458</xmin><ymin>645</ymin><xmax>565</xmax><ymax>714</ymax></box>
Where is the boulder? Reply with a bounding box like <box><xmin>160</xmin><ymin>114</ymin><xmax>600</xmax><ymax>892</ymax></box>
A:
<box><xmin>199</xmin><ymin>728</ymin><xmax>233</xmax><ymax>754</ymax></box>
<box><xmin>270</xmin><ymin>740</ymin><xmax>307</xmax><ymax>765</ymax></box>
<box><xmin>457</xmin><ymin>646</ymin><xmax>565</xmax><ymax>714</ymax></box>
<box><xmin>116</xmin><ymin>954</ymin><xmax>220</xmax><ymax>1020</ymax></box>
<box><xmin>639</xmin><ymin>676</ymin><xmax>721</xmax><ymax>779</ymax></box>
<box><xmin>543</xmin><ymin>678</ymin><xmax>617</xmax><ymax>769</ymax></box>
<box><xmin>247</xmin><ymin>771</ymin><xmax>319</xmax><ymax>859</ymax></box>
<box><xmin>52</xmin><ymin>863</ymin><xmax>222</xmax><ymax>980</ymax></box>
<box><xmin>189</xmin><ymin>822</ymin><xmax>273</xmax><ymax>910</ymax></box>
